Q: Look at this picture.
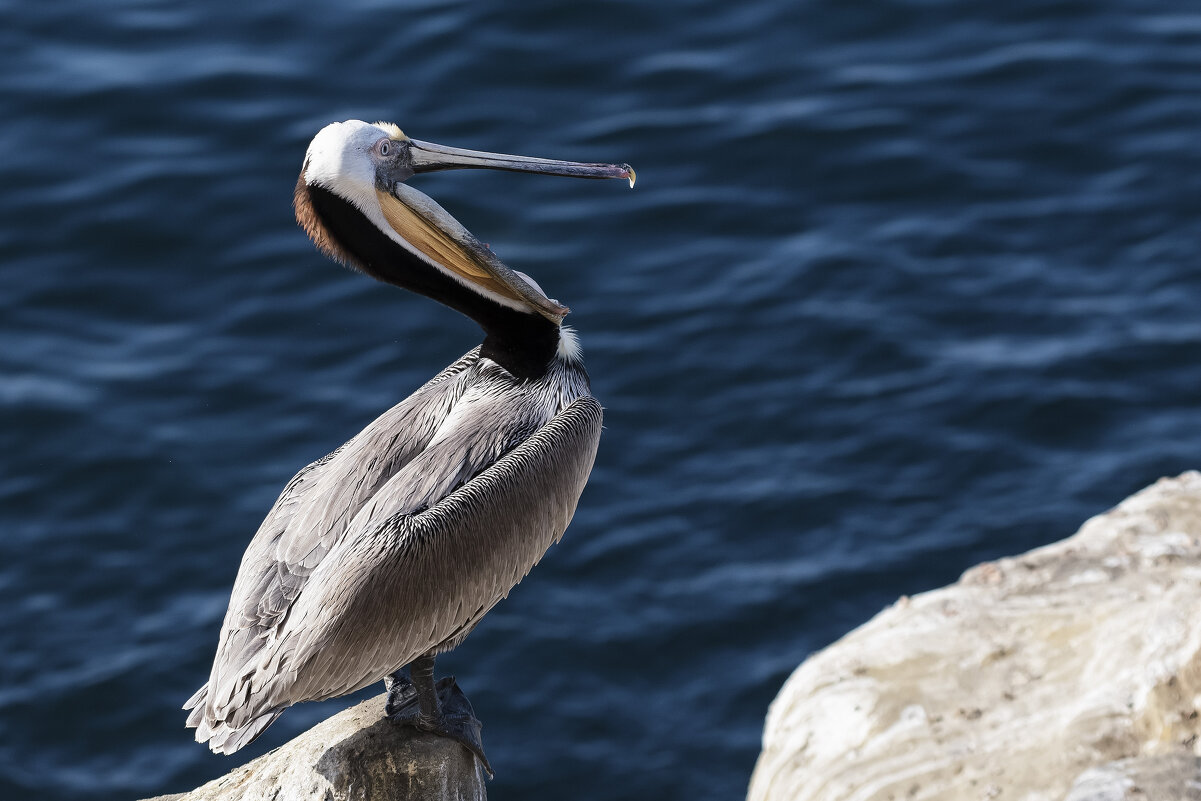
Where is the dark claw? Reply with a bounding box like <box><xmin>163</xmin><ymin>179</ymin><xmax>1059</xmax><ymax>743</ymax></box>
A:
<box><xmin>386</xmin><ymin>675</ymin><xmax>493</xmax><ymax>779</ymax></box>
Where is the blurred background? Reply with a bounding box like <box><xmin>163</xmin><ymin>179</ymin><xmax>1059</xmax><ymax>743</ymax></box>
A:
<box><xmin>2</xmin><ymin>0</ymin><xmax>1200</xmax><ymax>799</ymax></box>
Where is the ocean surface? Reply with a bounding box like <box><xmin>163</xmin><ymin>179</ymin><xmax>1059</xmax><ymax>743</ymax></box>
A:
<box><xmin>2</xmin><ymin>1</ymin><xmax>1200</xmax><ymax>799</ymax></box>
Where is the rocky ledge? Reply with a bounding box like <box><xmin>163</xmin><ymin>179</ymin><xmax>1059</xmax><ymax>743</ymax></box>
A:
<box><xmin>749</xmin><ymin>472</ymin><xmax>1201</xmax><ymax>801</ymax></box>
<box><xmin>142</xmin><ymin>694</ymin><xmax>486</xmax><ymax>801</ymax></box>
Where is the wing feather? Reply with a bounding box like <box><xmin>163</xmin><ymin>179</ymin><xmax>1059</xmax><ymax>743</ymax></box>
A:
<box><xmin>194</xmin><ymin>391</ymin><xmax>601</xmax><ymax>741</ymax></box>
<box><xmin>189</xmin><ymin>347</ymin><xmax>599</xmax><ymax>751</ymax></box>
<box><xmin>200</xmin><ymin>348</ymin><xmax>480</xmax><ymax>718</ymax></box>
<box><xmin>277</xmin><ymin>394</ymin><xmax>603</xmax><ymax>707</ymax></box>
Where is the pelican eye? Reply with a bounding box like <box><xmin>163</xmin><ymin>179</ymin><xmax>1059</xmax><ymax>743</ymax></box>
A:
<box><xmin>375</xmin><ymin>139</ymin><xmax>392</xmax><ymax>157</ymax></box>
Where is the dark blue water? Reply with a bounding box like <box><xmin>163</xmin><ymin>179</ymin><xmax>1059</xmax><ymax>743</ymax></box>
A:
<box><xmin>3</xmin><ymin>1</ymin><xmax>1200</xmax><ymax>799</ymax></box>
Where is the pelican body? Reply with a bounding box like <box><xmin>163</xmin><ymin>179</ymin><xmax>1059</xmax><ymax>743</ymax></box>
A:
<box><xmin>185</xmin><ymin>120</ymin><xmax>633</xmax><ymax>764</ymax></box>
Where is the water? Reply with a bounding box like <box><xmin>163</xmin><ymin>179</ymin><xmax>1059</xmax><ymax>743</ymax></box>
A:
<box><xmin>2</xmin><ymin>1</ymin><xmax>1200</xmax><ymax>798</ymax></box>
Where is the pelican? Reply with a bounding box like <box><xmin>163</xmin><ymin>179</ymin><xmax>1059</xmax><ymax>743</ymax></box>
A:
<box><xmin>184</xmin><ymin>120</ymin><xmax>633</xmax><ymax>772</ymax></box>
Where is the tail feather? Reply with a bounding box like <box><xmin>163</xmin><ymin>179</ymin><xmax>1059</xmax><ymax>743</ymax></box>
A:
<box><xmin>185</xmin><ymin>702</ymin><xmax>207</xmax><ymax>730</ymax></box>
<box><xmin>184</xmin><ymin>682</ymin><xmax>283</xmax><ymax>755</ymax></box>
<box><xmin>204</xmin><ymin>710</ymin><xmax>283</xmax><ymax>755</ymax></box>
<box><xmin>183</xmin><ymin>682</ymin><xmax>208</xmax><ymax>711</ymax></box>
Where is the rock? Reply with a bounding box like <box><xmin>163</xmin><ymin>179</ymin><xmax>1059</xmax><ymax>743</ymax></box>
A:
<box><xmin>144</xmin><ymin>694</ymin><xmax>486</xmax><ymax>801</ymax></box>
<box><xmin>748</xmin><ymin>472</ymin><xmax>1201</xmax><ymax>801</ymax></box>
<box><xmin>1063</xmin><ymin>754</ymin><xmax>1201</xmax><ymax>801</ymax></box>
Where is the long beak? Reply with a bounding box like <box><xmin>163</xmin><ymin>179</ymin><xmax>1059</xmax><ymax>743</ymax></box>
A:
<box><xmin>375</xmin><ymin>135</ymin><xmax>633</xmax><ymax>323</ymax></box>
<box><xmin>409</xmin><ymin>139</ymin><xmax>636</xmax><ymax>187</ymax></box>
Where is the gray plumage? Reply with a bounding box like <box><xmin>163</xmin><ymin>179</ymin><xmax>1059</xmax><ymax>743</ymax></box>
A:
<box><xmin>185</xmin><ymin>119</ymin><xmax>630</xmax><ymax>757</ymax></box>
<box><xmin>185</xmin><ymin>347</ymin><xmax>601</xmax><ymax>753</ymax></box>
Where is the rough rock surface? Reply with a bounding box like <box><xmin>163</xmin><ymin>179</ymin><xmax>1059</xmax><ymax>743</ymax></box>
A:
<box><xmin>1063</xmin><ymin>754</ymin><xmax>1201</xmax><ymax>801</ymax></box>
<box><xmin>748</xmin><ymin>472</ymin><xmax>1201</xmax><ymax>801</ymax></box>
<box><xmin>142</xmin><ymin>694</ymin><xmax>486</xmax><ymax>801</ymax></box>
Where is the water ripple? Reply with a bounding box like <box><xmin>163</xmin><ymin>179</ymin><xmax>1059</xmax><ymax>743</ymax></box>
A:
<box><xmin>2</xmin><ymin>2</ymin><xmax>1201</xmax><ymax>800</ymax></box>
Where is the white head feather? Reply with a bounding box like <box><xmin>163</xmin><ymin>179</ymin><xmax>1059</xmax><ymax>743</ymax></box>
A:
<box><xmin>301</xmin><ymin>120</ymin><xmax>542</xmax><ymax>317</ymax></box>
<box><xmin>303</xmin><ymin>120</ymin><xmax>396</xmax><ymax>218</ymax></box>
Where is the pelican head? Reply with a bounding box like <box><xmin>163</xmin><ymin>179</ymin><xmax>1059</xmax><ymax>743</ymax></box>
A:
<box><xmin>295</xmin><ymin>120</ymin><xmax>633</xmax><ymax>326</ymax></box>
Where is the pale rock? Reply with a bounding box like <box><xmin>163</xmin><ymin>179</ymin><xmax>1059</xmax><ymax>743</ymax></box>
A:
<box><xmin>748</xmin><ymin>472</ymin><xmax>1201</xmax><ymax>801</ymax></box>
<box><xmin>1063</xmin><ymin>754</ymin><xmax>1201</xmax><ymax>800</ymax></box>
<box><xmin>142</xmin><ymin>694</ymin><xmax>486</xmax><ymax>801</ymax></box>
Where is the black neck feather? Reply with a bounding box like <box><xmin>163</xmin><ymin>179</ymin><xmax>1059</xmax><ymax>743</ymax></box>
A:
<box><xmin>306</xmin><ymin>184</ymin><xmax>560</xmax><ymax>380</ymax></box>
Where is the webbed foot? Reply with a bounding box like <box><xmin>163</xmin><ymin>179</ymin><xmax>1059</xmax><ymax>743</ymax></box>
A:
<box><xmin>385</xmin><ymin>659</ymin><xmax>493</xmax><ymax>778</ymax></box>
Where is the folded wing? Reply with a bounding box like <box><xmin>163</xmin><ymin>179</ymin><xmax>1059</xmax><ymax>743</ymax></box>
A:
<box><xmin>187</xmin><ymin>350</ymin><xmax>601</xmax><ymax>754</ymax></box>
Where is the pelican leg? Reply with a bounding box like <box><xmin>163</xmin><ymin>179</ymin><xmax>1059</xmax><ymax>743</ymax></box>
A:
<box><xmin>410</xmin><ymin>654</ymin><xmax>442</xmax><ymax>727</ymax></box>
<box><xmin>385</xmin><ymin>655</ymin><xmax>493</xmax><ymax>778</ymax></box>
<box><xmin>384</xmin><ymin>669</ymin><xmax>417</xmax><ymax>716</ymax></box>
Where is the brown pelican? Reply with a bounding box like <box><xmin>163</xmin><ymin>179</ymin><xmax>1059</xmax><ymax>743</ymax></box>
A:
<box><xmin>184</xmin><ymin>120</ymin><xmax>633</xmax><ymax>773</ymax></box>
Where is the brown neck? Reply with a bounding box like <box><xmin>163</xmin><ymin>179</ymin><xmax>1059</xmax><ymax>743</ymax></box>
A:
<box><xmin>295</xmin><ymin>176</ymin><xmax>561</xmax><ymax>380</ymax></box>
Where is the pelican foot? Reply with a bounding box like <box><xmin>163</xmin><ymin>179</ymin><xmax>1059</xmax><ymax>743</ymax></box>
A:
<box><xmin>386</xmin><ymin>673</ymin><xmax>493</xmax><ymax>779</ymax></box>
